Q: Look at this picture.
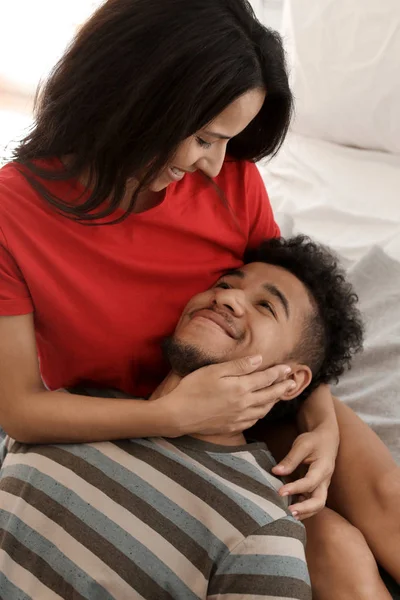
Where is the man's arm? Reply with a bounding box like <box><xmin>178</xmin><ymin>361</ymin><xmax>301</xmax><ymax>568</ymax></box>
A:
<box><xmin>207</xmin><ymin>516</ymin><xmax>311</xmax><ymax>600</ymax></box>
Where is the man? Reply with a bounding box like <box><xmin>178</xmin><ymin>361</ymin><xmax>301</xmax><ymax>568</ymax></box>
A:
<box><xmin>0</xmin><ymin>236</ymin><xmax>363</xmax><ymax>600</ymax></box>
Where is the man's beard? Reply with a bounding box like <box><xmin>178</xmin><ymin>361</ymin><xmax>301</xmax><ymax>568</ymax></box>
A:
<box><xmin>162</xmin><ymin>336</ymin><xmax>220</xmax><ymax>377</ymax></box>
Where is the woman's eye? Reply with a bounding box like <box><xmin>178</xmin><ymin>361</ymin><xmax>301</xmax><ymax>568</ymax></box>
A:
<box><xmin>215</xmin><ymin>281</ymin><xmax>231</xmax><ymax>289</ymax></box>
<box><xmin>196</xmin><ymin>136</ymin><xmax>212</xmax><ymax>149</ymax></box>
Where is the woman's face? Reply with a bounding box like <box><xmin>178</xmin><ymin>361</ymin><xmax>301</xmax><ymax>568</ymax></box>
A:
<box><xmin>149</xmin><ymin>88</ymin><xmax>266</xmax><ymax>192</ymax></box>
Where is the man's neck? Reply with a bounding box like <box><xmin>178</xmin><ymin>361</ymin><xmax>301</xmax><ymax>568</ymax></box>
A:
<box><xmin>151</xmin><ymin>371</ymin><xmax>247</xmax><ymax>447</ymax></box>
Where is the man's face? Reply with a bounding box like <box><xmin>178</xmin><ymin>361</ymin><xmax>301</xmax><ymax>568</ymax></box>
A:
<box><xmin>166</xmin><ymin>262</ymin><xmax>315</xmax><ymax>375</ymax></box>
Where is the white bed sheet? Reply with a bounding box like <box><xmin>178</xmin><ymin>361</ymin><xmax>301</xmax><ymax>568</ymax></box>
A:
<box><xmin>258</xmin><ymin>133</ymin><xmax>400</xmax><ymax>463</ymax></box>
<box><xmin>258</xmin><ymin>132</ymin><xmax>400</xmax><ymax>264</ymax></box>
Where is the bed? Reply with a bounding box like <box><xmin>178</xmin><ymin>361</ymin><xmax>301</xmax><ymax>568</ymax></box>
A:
<box><xmin>257</xmin><ymin>0</ymin><xmax>400</xmax><ymax>465</ymax></box>
<box><xmin>0</xmin><ymin>2</ymin><xmax>399</xmax><ymax>597</ymax></box>
<box><xmin>258</xmin><ymin>133</ymin><xmax>400</xmax><ymax>465</ymax></box>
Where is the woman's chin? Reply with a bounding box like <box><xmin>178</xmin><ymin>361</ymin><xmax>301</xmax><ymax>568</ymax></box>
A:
<box><xmin>148</xmin><ymin>181</ymin><xmax>168</xmax><ymax>192</ymax></box>
<box><xmin>148</xmin><ymin>172</ymin><xmax>173</xmax><ymax>192</ymax></box>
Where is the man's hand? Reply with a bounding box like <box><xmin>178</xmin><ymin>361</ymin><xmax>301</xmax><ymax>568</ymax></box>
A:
<box><xmin>273</xmin><ymin>424</ymin><xmax>339</xmax><ymax>520</ymax></box>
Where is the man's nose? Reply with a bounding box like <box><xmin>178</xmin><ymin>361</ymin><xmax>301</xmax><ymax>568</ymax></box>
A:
<box><xmin>213</xmin><ymin>288</ymin><xmax>245</xmax><ymax>317</ymax></box>
<box><xmin>196</xmin><ymin>145</ymin><xmax>226</xmax><ymax>179</ymax></box>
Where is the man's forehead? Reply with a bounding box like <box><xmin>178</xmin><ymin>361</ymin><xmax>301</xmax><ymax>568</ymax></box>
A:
<box><xmin>220</xmin><ymin>262</ymin><xmax>313</xmax><ymax>313</ymax></box>
<box><xmin>221</xmin><ymin>262</ymin><xmax>285</xmax><ymax>281</ymax></box>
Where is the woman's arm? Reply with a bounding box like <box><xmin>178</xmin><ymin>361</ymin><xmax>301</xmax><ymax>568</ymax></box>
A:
<box><xmin>272</xmin><ymin>385</ymin><xmax>340</xmax><ymax>518</ymax></box>
<box><xmin>258</xmin><ymin>399</ymin><xmax>400</xmax><ymax>583</ymax></box>
<box><xmin>271</xmin><ymin>390</ymin><xmax>400</xmax><ymax>581</ymax></box>
<box><xmin>328</xmin><ymin>398</ymin><xmax>400</xmax><ymax>583</ymax></box>
<box><xmin>0</xmin><ymin>314</ymin><xmax>176</xmax><ymax>443</ymax></box>
<box><xmin>0</xmin><ymin>314</ymin><xmax>293</xmax><ymax>444</ymax></box>
<box><xmin>297</xmin><ymin>384</ymin><xmax>339</xmax><ymax>436</ymax></box>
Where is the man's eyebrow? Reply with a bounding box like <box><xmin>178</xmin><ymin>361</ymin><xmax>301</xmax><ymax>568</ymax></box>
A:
<box><xmin>203</xmin><ymin>129</ymin><xmax>232</xmax><ymax>141</ymax></box>
<box><xmin>220</xmin><ymin>271</ymin><xmax>290</xmax><ymax>318</ymax></box>
<box><xmin>221</xmin><ymin>269</ymin><xmax>245</xmax><ymax>279</ymax></box>
<box><xmin>263</xmin><ymin>283</ymin><xmax>290</xmax><ymax>319</ymax></box>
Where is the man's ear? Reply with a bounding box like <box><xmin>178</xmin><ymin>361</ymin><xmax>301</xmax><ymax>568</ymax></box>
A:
<box><xmin>281</xmin><ymin>364</ymin><xmax>312</xmax><ymax>400</ymax></box>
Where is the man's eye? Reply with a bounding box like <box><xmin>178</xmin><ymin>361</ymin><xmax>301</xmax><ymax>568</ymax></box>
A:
<box><xmin>215</xmin><ymin>281</ymin><xmax>231</xmax><ymax>289</ymax></box>
<box><xmin>195</xmin><ymin>136</ymin><xmax>212</xmax><ymax>149</ymax></box>
<box><xmin>259</xmin><ymin>301</ymin><xmax>275</xmax><ymax>315</ymax></box>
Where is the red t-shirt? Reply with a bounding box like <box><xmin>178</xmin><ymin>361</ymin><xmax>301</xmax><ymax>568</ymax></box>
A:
<box><xmin>0</xmin><ymin>159</ymin><xmax>279</xmax><ymax>397</ymax></box>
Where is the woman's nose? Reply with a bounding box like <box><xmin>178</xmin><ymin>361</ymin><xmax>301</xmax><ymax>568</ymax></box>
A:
<box><xmin>197</xmin><ymin>145</ymin><xmax>226</xmax><ymax>179</ymax></box>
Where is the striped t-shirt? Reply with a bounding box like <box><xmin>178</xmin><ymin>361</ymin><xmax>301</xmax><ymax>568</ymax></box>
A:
<box><xmin>0</xmin><ymin>435</ymin><xmax>311</xmax><ymax>599</ymax></box>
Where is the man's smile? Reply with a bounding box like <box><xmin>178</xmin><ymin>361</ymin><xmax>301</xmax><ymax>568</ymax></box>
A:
<box><xmin>189</xmin><ymin>308</ymin><xmax>240</xmax><ymax>340</ymax></box>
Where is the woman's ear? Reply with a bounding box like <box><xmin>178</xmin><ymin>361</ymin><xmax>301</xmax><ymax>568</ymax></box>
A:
<box><xmin>281</xmin><ymin>364</ymin><xmax>312</xmax><ymax>401</ymax></box>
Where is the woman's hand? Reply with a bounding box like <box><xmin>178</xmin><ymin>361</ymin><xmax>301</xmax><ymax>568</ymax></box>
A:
<box><xmin>157</xmin><ymin>355</ymin><xmax>295</xmax><ymax>436</ymax></box>
<box><xmin>273</xmin><ymin>424</ymin><xmax>339</xmax><ymax>520</ymax></box>
<box><xmin>271</xmin><ymin>385</ymin><xmax>340</xmax><ymax>520</ymax></box>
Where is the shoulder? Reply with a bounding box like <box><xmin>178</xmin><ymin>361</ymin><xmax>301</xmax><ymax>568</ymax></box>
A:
<box><xmin>255</xmin><ymin>514</ymin><xmax>307</xmax><ymax>544</ymax></box>
<box><xmin>242</xmin><ymin>516</ymin><xmax>308</xmax><ymax>566</ymax></box>
<box><xmin>0</xmin><ymin>158</ymin><xmax>67</xmax><ymax>208</ymax></box>
<box><xmin>0</xmin><ymin>162</ymin><xmax>30</xmax><ymax>234</ymax></box>
<box><xmin>0</xmin><ymin>159</ymin><xmax>72</xmax><ymax>232</ymax></box>
<box><xmin>220</xmin><ymin>159</ymin><xmax>278</xmax><ymax>226</ymax></box>
<box><xmin>227</xmin><ymin>514</ymin><xmax>307</xmax><ymax>558</ymax></box>
<box><xmin>0</xmin><ymin>161</ymin><xmax>39</xmax><ymax>219</ymax></box>
<box><xmin>216</xmin><ymin>160</ymin><xmax>280</xmax><ymax>246</ymax></box>
<box><xmin>238</xmin><ymin>515</ymin><xmax>308</xmax><ymax>575</ymax></box>
<box><xmin>214</xmin><ymin>159</ymin><xmax>264</xmax><ymax>196</ymax></box>
<box><xmin>183</xmin><ymin>159</ymin><xmax>264</xmax><ymax>199</ymax></box>
<box><xmin>0</xmin><ymin>161</ymin><xmax>29</xmax><ymax>200</ymax></box>
<box><xmin>210</xmin><ymin>516</ymin><xmax>310</xmax><ymax>599</ymax></box>
<box><xmin>210</xmin><ymin>160</ymin><xmax>280</xmax><ymax>246</ymax></box>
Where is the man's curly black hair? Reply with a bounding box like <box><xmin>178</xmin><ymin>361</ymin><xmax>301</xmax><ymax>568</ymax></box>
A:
<box><xmin>245</xmin><ymin>235</ymin><xmax>364</xmax><ymax>417</ymax></box>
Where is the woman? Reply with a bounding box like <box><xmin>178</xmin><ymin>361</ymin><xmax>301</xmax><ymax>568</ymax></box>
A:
<box><xmin>0</xmin><ymin>0</ymin><xmax>398</xmax><ymax>598</ymax></box>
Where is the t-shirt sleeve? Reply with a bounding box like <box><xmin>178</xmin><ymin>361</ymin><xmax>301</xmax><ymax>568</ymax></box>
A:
<box><xmin>245</xmin><ymin>162</ymin><xmax>280</xmax><ymax>249</ymax></box>
<box><xmin>0</xmin><ymin>227</ymin><xmax>33</xmax><ymax>316</ymax></box>
<box><xmin>207</xmin><ymin>516</ymin><xmax>311</xmax><ymax>600</ymax></box>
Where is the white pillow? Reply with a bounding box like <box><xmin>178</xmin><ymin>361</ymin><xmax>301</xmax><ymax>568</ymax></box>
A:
<box><xmin>282</xmin><ymin>0</ymin><xmax>400</xmax><ymax>154</ymax></box>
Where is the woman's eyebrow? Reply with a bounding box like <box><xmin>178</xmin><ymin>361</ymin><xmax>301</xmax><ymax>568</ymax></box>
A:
<box><xmin>203</xmin><ymin>129</ymin><xmax>232</xmax><ymax>140</ymax></box>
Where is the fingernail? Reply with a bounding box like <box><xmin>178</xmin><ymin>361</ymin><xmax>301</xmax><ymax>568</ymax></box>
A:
<box><xmin>291</xmin><ymin>511</ymin><xmax>299</xmax><ymax>518</ymax></box>
<box><xmin>284</xmin><ymin>367</ymin><xmax>291</xmax><ymax>375</ymax></box>
<box><xmin>288</xmin><ymin>382</ymin><xmax>296</xmax><ymax>390</ymax></box>
<box><xmin>281</xmin><ymin>491</ymin><xmax>290</xmax><ymax>497</ymax></box>
<box><xmin>249</xmin><ymin>355</ymin><xmax>262</xmax><ymax>366</ymax></box>
<box><xmin>274</xmin><ymin>465</ymin><xmax>285</xmax><ymax>472</ymax></box>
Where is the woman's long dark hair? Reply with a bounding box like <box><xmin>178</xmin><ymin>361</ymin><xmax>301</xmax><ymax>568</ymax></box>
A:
<box><xmin>14</xmin><ymin>0</ymin><xmax>293</xmax><ymax>221</ymax></box>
